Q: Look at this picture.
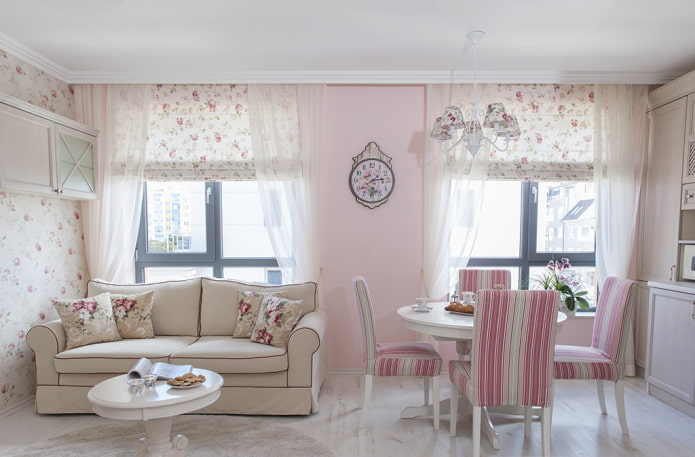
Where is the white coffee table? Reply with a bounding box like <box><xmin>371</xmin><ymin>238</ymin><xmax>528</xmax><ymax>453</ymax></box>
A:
<box><xmin>88</xmin><ymin>368</ymin><xmax>223</xmax><ymax>457</ymax></box>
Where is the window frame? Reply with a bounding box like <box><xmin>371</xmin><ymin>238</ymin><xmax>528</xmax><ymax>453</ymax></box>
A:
<box><xmin>466</xmin><ymin>181</ymin><xmax>596</xmax><ymax>309</ymax></box>
<box><xmin>134</xmin><ymin>181</ymin><xmax>279</xmax><ymax>283</ymax></box>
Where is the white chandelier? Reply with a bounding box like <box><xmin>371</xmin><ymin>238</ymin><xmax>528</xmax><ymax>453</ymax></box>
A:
<box><xmin>430</xmin><ymin>30</ymin><xmax>520</xmax><ymax>157</ymax></box>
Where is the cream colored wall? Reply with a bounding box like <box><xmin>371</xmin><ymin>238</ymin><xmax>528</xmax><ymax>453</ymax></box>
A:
<box><xmin>0</xmin><ymin>49</ymin><xmax>88</xmax><ymax>412</ymax></box>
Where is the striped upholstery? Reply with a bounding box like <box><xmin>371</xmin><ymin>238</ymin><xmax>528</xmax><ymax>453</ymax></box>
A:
<box><xmin>456</xmin><ymin>269</ymin><xmax>512</xmax><ymax>356</ymax></box>
<box><xmin>373</xmin><ymin>342</ymin><xmax>442</xmax><ymax>377</ymax></box>
<box><xmin>450</xmin><ymin>289</ymin><xmax>560</xmax><ymax>408</ymax></box>
<box><xmin>353</xmin><ymin>276</ymin><xmax>442</xmax><ymax>377</ymax></box>
<box><xmin>554</xmin><ymin>277</ymin><xmax>638</xmax><ymax>381</ymax></box>
<box><xmin>459</xmin><ymin>269</ymin><xmax>512</xmax><ymax>293</ymax></box>
<box><xmin>353</xmin><ymin>275</ymin><xmax>442</xmax><ymax>429</ymax></box>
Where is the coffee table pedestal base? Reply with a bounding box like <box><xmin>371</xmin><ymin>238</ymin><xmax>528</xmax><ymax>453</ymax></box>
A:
<box><xmin>136</xmin><ymin>417</ymin><xmax>189</xmax><ymax>457</ymax></box>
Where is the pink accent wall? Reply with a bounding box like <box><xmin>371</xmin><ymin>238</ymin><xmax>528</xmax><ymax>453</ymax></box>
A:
<box><xmin>320</xmin><ymin>85</ymin><xmax>427</xmax><ymax>370</ymax></box>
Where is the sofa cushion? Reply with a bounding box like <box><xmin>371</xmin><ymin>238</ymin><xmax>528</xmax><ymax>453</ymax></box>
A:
<box><xmin>200</xmin><ymin>278</ymin><xmax>318</xmax><ymax>336</ymax></box>
<box><xmin>88</xmin><ymin>278</ymin><xmax>201</xmax><ymax>336</ymax></box>
<box><xmin>110</xmin><ymin>291</ymin><xmax>155</xmax><ymax>339</ymax></box>
<box><xmin>250</xmin><ymin>296</ymin><xmax>303</xmax><ymax>349</ymax></box>
<box><xmin>232</xmin><ymin>290</ymin><xmax>287</xmax><ymax>338</ymax></box>
<box><xmin>170</xmin><ymin>336</ymin><xmax>288</xmax><ymax>373</ymax></box>
<box><xmin>52</xmin><ymin>292</ymin><xmax>122</xmax><ymax>349</ymax></box>
<box><xmin>54</xmin><ymin>336</ymin><xmax>198</xmax><ymax>374</ymax></box>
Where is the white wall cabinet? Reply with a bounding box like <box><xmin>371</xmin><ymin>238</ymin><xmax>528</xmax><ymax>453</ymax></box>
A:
<box><xmin>646</xmin><ymin>283</ymin><xmax>695</xmax><ymax>418</ymax></box>
<box><xmin>0</xmin><ymin>93</ymin><xmax>98</xmax><ymax>199</ymax></box>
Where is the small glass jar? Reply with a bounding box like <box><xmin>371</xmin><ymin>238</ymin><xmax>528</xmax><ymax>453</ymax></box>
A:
<box><xmin>143</xmin><ymin>374</ymin><xmax>157</xmax><ymax>388</ymax></box>
<box><xmin>128</xmin><ymin>378</ymin><xmax>144</xmax><ymax>395</ymax></box>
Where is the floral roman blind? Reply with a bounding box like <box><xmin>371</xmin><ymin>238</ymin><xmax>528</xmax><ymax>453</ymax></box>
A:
<box><xmin>447</xmin><ymin>83</ymin><xmax>595</xmax><ymax>181</ymax></box>
<box><xmin>145</xmin><ymin>84</ymin><xmax>255</xmax><ymax>181</ymax></box>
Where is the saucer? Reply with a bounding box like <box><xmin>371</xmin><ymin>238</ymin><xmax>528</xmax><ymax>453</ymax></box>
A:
<box><xmin>410</xmin><ymin>305</ymin><xmax>432</xmax><ymax>312</ymax></box>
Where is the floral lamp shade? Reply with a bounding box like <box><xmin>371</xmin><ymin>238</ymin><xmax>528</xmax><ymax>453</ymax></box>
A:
<box><xmin>483</xmin><ymin>102</ymin><xmax>521</xmax><ymax>138</ymax></box>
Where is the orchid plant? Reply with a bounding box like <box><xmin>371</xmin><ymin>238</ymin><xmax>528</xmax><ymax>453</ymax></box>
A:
<box><xmin>533</xmin><ymin>257</ymin><xmax>590</xmax><ymax>312</ymax></box>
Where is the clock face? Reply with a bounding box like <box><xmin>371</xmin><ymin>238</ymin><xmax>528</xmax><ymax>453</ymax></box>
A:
<box><xmin>349</xmin><ymin>158</ymin><xmax>395</xmax><ymax>208</ymax></box>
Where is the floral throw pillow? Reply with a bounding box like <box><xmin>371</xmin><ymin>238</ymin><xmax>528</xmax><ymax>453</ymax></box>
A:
<box><xmin>232</xmin><ymin>290</ymin><xmax>286</xmax><ymax>338</ymax></box>
<box><xmin>110</xmin><ymin>291</ymin><xmax>155</xmax><ymax>339</ymax></box>
<box><xmin>250</xmin><ymin>295</ymin><xmax>303</xmax><ymax>349</ymax></box>
<box><xmin>52</xmin><ymin>292</ymin><xmax>122</xmax><ymax>349</ymax></box>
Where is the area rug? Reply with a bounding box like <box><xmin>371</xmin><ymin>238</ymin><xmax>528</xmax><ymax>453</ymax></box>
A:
<box><xmin>5</xmin><ymin>415</ymin><xmax>334</xmax><ymax>457</ymax></box>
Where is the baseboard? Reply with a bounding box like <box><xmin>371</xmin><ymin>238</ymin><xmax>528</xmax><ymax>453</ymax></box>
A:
<box><xmin>0</xmin><ymin>397</ymin><xmax>33</xmax><ymax>419</ymax></box>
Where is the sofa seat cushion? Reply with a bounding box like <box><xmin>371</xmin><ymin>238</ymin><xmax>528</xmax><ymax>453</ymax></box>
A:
<box><xmin>54</xmin><ymin>336</ymin><xmax>197</xmax><ymax>374</ymax></box>
<box><xmin>170</xmin><ymin>336</ymin><xmax>288</xmax><ymax>374</ymax></box>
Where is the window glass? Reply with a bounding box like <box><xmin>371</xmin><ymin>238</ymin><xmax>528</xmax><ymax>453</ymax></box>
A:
<box><xmin>136</xmin><ymin>181</ymin><xmax>279</xmax><ymax>283</ymax></box>
<box><xmin>145</xmin><ymin>182</ymin><xmax>206</xmax><ymax>254</ymax></box>
<box><xmin>535</xmin><ymin>182</ymin><xmax>595</xmax><ymax>253</ymax></box>
<box><xmin>222</xmin><ymin>267</ymin><xmax>282</xmax><ymax>285</ymax></box>
<box><xmin>470</xmin><ymin>181</ymin><xmax>521</xmax><ymax>258</ymax></box>
<box><xmin>144</xmin><ymin>266</ymin><xmax>213</xmax><ymax>282</ymax></box>
<box><xmin>221</xmin><ymin>181</ymin><xmax>274</xmax><ymax>258</ymax></box>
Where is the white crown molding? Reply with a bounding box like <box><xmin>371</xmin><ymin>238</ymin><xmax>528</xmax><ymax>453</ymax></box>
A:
<box><xmin>0</xmin><ymin>33</ymin><xmax>71</xmax><ymax>81</ymax></box>
<box><xmin>63</xmin><ymin>70</ymin><xmax>685</xmax><ymax>85</ymax></box>
<box><xmin>0</xmin><ymin>33</ymin><xmax>683</xmax><ymax>86</ymax></box>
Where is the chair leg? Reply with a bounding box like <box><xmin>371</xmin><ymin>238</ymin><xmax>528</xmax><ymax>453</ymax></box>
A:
<box><xmin>541</xmin><ymin>406</ymin><xmax>552</xmax><ymax>457</ymax></box>
<box><xmin>360</xmin><ymin>374</ymin><xmax>372</xmax><ymax>427</ymax></box>
<box><xmin>450</xmin><ymin>383</ymin><xmax>459</xmax><ymax>436</ymax></box>
<box><xmin>423</xmin><ymin>376</ymin><xmax>430</xmax><ymax>405</ymax></box>
<box><xmin>615</xmin><ymin>380</ymin><xmax>629</xmax><ymax>435</ymax></box>
<box><xmin>432</xmin><ymin>375</ymin><xmax>440</xmax><ymax>430</ymax></box>
<box><xmin>524</xmin><ymin>405</ymin><xmax>532</xmax><ymax>437</ymax></box>
<box><xmin>596</xmin><ymin>379</ymin><xmax>607</xmax><ymax>415</ymax></box>
<box><xmin>472</xmin><ymin>406</ymin><xmax>482</xmax><ymax>457</ymax></box>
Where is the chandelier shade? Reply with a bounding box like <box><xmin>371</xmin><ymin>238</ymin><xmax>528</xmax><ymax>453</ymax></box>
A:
<box><xmin>430</xmin><ymin>31</ymin><xmax>521</xmax><ymax>156</ymax></box>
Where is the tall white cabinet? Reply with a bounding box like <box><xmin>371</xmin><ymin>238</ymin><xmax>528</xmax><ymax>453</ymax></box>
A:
<box><xmin>0</xmin><ymin>93</ymin><xmax>98</xmax><ymax>199</ymax></box>
<box><xmin>641</xmin><ymin>70</ymin><xmax>695</xmax><ymax>419</ymax></box>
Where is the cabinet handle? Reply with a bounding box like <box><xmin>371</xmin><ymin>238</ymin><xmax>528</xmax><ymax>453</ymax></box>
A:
<box><xmin>692</xmin><ymin>301</ymin><xmax>695</xmax><ymax>319</ymax></box>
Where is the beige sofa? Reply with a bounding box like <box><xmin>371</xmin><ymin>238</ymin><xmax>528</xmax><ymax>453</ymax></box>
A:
<box><xmin>27</xmin><ymin>277</ymin><xmax>326</xmax><ymax>415</ymax></box>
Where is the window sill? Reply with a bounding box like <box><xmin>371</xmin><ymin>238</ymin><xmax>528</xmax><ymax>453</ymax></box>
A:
<box><xmin>569</xmin><ymin>311</ymin><xmax>596</xmax><ymax>318</ymax></box>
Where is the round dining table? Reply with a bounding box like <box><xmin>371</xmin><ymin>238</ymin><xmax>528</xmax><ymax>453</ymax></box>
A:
<box><xmin>397</xmin><ymin>301</ymin><xmax>567</xmax><ymax>449</ymax></box>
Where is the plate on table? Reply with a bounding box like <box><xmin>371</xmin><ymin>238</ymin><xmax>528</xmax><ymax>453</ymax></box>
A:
<box><xmin>167</xmin><ymin>382</ymin><xmax>203</xmax><ymax>389</ymax></box>
<box><xmin>447</xmin><ymin>310</ymin><xmax>474</xmax><ymax>316</ymax></box>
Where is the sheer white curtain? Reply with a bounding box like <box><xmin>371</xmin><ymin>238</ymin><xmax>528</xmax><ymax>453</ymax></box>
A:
<box><xmin>593</xmin><ymin>84</ymin><xmax>649</xmax><ymax>376</ymax></box>
<box><xmin>247</xmin><ymin>85</ymin><xmax>325</xmax><ymax>283</ymax></box>
<box><xmin>423</xmin><ymin>84</ymin><xmax>491</xmax><ymax>300</ymax></box>
<box><xmin>75</xmin><ymin>85</ymin><xmax>150</xmax><ymax>283</ymax></box>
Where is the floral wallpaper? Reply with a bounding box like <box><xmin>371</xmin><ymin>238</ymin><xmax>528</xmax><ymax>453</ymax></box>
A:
<box><xmin>0</xmin><ymin>48</ymin><xmax>87</xmax><ymax>413</ymax></box>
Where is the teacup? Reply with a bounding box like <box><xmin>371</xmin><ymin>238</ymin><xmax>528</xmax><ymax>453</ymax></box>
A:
<box><xmin>460</xmin><ymin>292</ymin><xmax>475</xmax><ymax>305</ymax></box>
<box><xmin>416</xmin><ymin>297</ymin><xmax>429</xmax><ymax>311</ymax></box>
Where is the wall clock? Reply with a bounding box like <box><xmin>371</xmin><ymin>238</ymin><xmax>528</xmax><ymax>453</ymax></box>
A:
<box><xmin>348</xmin><ymin>141</ymin><xmax>395</xmax><ymax>209</ymax></box>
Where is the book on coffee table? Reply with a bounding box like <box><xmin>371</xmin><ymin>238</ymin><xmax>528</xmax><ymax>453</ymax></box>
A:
<box><xmin>128</xmin><ymin>357</ymin><xmax>193</xmax><ymax>380</ymax></box>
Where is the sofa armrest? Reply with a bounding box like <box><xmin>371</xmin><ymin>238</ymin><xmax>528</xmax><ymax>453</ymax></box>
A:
<box><xmin>26</xmin><ymin>319</ymin><xmax>66</xmax><ymax>385</ymax></box>
<box><xmin>286</xmin><ymin>308</ymin><xmax>326</xmax><ymax>387</ymax></box>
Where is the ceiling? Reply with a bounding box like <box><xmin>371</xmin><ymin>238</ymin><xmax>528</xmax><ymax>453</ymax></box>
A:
<box><xmin>1</xmin><ymin>0</ymin><xmax>695</xmax><ymax>84</ymax></box>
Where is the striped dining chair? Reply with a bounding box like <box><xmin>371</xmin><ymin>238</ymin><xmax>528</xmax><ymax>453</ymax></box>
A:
<box><xmin>554</xmin><ymin>276</ymin><xmax>638</xmax><ymax>435</ymax></box>
<box><xmin>456</xmin><ymin>268</ymin><xmax>512</xmax><ymax>356</ymax></box>
<box><xmin>449</xmin><ymin>289</ymin><xmax>560</xmax><ymax>457</ymax></box>
<box><xmin>352</xmin><ymin>276</ymin><xmax>443</xmax><ymax>429</ymax></box>
<box><xmin>458</xmin><ymin>268</ymin><xmax>512</xmax><ymax>294</ymax></box>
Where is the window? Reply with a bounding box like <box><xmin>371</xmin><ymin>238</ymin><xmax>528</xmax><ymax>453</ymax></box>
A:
<box><xmin>466</xmin><ymin>180</ymin><xmax>596</xmax><ymax>310</ymax></box>
<box><xmin>135</xmin><ymin>181</ymin><xmax>280</xmax><ymax>284</ymax></box>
